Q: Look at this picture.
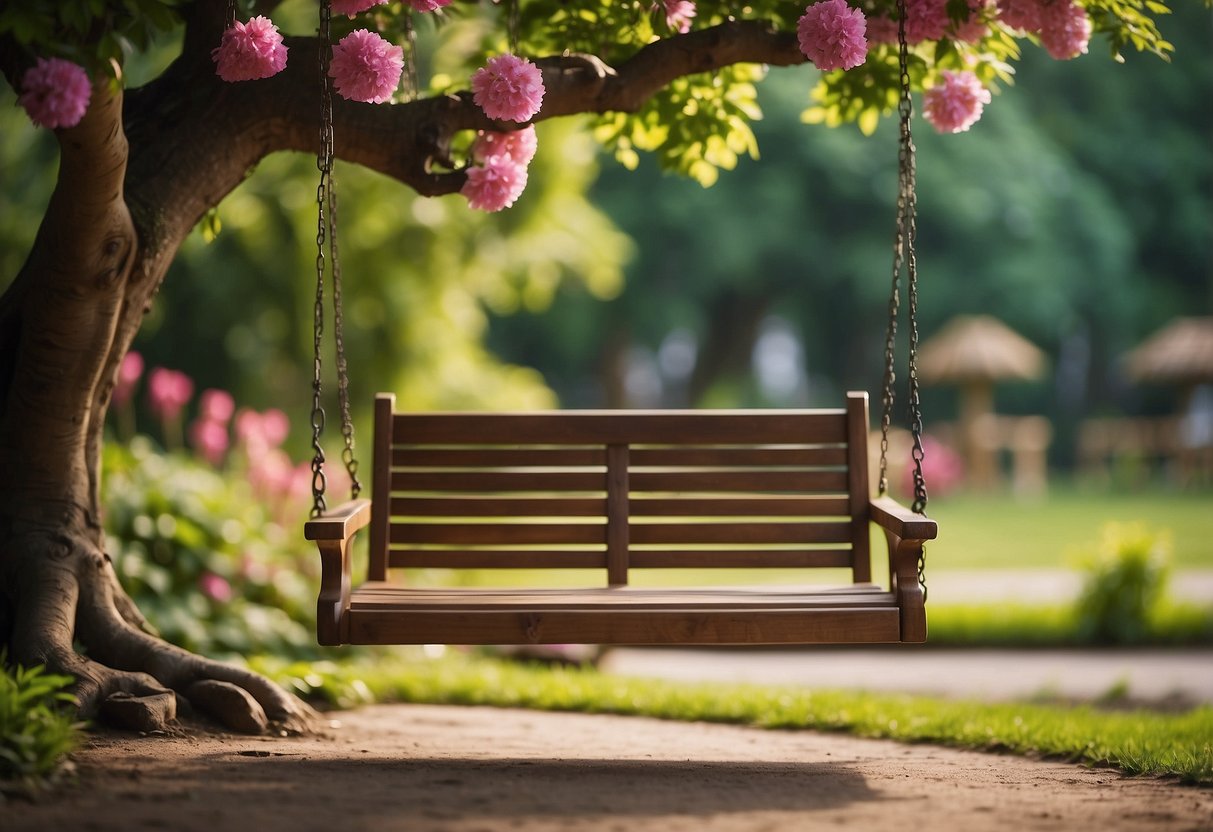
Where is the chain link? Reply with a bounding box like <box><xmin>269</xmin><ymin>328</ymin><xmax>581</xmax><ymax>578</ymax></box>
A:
<box><xmin>310</xmin><ymin>0</ymin><xmax>362</xmax><ymax>517</ymax></box>
<box><xmin>328</xmin><ymin>174</ymin><xmax>362</xmax><ymax>499</ymax></box>
<box><xmin>310</xmin><ymin>0</ymin><xmax>335</xmax><ymax>519</ymax></box>
<box><xmin>878</xmin><ymin>0</ymin><xmax>928</xmax><ymax>600</ymax></box>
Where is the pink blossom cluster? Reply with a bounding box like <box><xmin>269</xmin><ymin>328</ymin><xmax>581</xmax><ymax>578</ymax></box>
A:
<box><xmin>189</xmin><ymin>389</ymin><xmax>235</xmax><ymax>466</ymax></box>
<box><xmin>148</xmin><ymin>367</ymin><xmax>194</xmax><ymax>422</ymax></box>
<box><xmin>19</xmin><ymin>57</ymin><xmax>92</xmax><ymax>130</ymax></box>
<box><xmin>660</xmin><ymin>0</ymin><xmax>697</xmax><ymax>33</ymax></box>
<box><xmin>462</xmin><ymin>125</ymin><xmax>537</xmax><ymax>212</ymax></box>
<box><xmin>922</xmin><ymin>69</ymin><xmax>992</xmax><ymax>133</ymax></box>
<box><xmin>212</xmin><ymin>16</ymin><xmax>288</xmax><ymax>82</ymax></box>
<box><xmin>198</xmin><ymin>571</ymin><xmax>234</xmax><ymax>604</ymax></box>
<box><xmin>329</xmin><ymin>29</ymin><xmax>404</xmax><ymax>103</ymax></box>
<box><xmin>902</xmin><ymin>435</ymin><xmax>965</xmax><ymax>497</ymax></box>
<box><xmin>997</xmin><ymin>0</ymin><xmax>1091</xmax><ymax>58</ymax></box>
<box><xmin>796</xmin><ymin>0</ymin><xmax>869</xmax><ymax>72</ymax></box>
<box><xmin>471</xmin><ymin>54</ymin><xmax>545</xmax><ymax>123</ymax></box>
<box><xmin>862</xmin><ymin>0</ymin><xmax>992</xmax><ymax>46</ymax></box>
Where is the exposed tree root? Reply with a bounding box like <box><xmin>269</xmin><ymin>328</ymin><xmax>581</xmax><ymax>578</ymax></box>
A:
<box><xmin>3</xmin><ymin>530</ymin><xmax>320</xmax><ymax>736</ymax></box>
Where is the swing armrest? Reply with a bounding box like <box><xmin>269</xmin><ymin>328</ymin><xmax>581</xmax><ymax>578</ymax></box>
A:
<box><xmin>305</xmin><ymin>499</ymin><xmax>373</xmax><ymax>542</ymax></box>
<box><xmin>869</xmin><ymin>496</ymin><xmax>937</xmax><ymax>542</ymax></box>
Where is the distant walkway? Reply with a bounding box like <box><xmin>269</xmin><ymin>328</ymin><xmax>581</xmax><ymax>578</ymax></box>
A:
<box><xmin>600</xmin><ymin>647</ymin><xmax>1213</xmax><ymax>705</ymax></box>
<box><xmin>923</xmin><ymin>568</ymin><xmax>1213</xmax><ymax>605</ymax></box>
<box><xmin>600</xmin><ymin>569</ymin><xmax>1213</xmax><ymax>706</ymax></box>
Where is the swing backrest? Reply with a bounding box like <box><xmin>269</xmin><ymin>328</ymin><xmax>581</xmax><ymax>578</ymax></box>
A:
<box><xmin>366</xmin><ymin>392</ymin><xmax>875</xmax><ymax>587</ymax></box>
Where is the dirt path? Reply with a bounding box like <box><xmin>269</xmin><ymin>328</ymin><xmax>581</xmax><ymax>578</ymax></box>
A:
<box><xmin>6</xmin><ymin>704</ymin><xmax>1210</xmax><ymax>831</ymax></box>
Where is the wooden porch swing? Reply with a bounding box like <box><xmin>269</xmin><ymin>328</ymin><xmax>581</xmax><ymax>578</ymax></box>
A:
<box><xmin>303</xmin><ymin>0</ymin><xmax>937</xmax><ymax>648</ymax></box>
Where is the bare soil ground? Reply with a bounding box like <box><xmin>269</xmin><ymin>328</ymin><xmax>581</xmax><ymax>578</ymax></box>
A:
<box><xmin>5</xmin><ymin>703</ymin><xmax>1211</xmax><ymax>831</ymax></box>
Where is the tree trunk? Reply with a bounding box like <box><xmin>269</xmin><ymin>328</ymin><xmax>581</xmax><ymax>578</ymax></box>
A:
<box><xmin>0</xmin><ymin>77</ymin><xmax>317</xmax><ymax>734</ymax></box>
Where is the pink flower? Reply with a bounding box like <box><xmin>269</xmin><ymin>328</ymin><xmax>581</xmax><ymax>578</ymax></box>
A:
<box><xmin>190</xmin><ymin>418</ymin><xmax>230</xmax><ymax>466</ymax></box>
<box><xmin>902</xmin><ymin>435</ymin><xmax>964</xmax><ymax>496</ymax></box>
<box><xmin>113</xmin><ymin>351</ymin><xmax>144</xmax><ymax>408</ymax></box>
<box><xmin>462</xmin><ymin>155</ymin><xmax>529</xmax><ymax>212</ymax></box>
<box><xmin>199</xmin><ymin>572</ymin><xmax>233</xmax><ymax>604</ymax></box>
<box><xmin>249</xmin><ymin>447</ymin><xmax>294</xmax><ymax>501</ymax></box>
<box><xmin>797</xmin><ymin>0</ymin><xmax>868</xmax><ymax>72</ymax></box>
<box><xmin>408</xmin><ymin>0</ymin><xmax>454</xmax><ymax>10</ymax></box>
<box><xmin>235</xmin><ymin>408</ymin><xmax>290</xmax><ymax>457</ymax></box>
<box><xmin>331</xmin><ymin>0</ymin><xmax>388</xmax><ymax>16</ymax></box>
<box><xmin>661</xmin><ymin>0</ymin><xmax>697</xmax><ymax>33</ymax></box>
<box><xmin>471</xmin><ymin>55</ymin><xmax>545</xmax><ymax>123</ymax></box>
<box><xmin>19</xmin><ymin>58</ymin><xmax>91</xmax><ymax>129</ymax></box>
<box><xmin>471</xmin><ymin>125</ymin><xmax>538</xmax><ymax>166</ymax></box>
<box><xmin>329</xmin><ymin>29</ymin><xmax>404</xmax><ymax>104</ymax></box>
<box><xmin>923</xmin><ymin>70</ymin><xmax>992</xmax><ymax>133</ymax></box>
<box><xmin>147</xmin><ymin>368</ymin><xmax>194</xmax><ymax>422</ymax></box>
<box><xmin>199</xmin><ymin>389</ymin><xmax>235</xmax><ymax>424</ymax></box>
<box><xmin>1040</xmin><ymin>0</ymin><xmax>1091</xmax><ymax>59</ymax></box>
<box><xmin>904</xmin><ymin>0</ymin><xmax>950</xmax><ymax>43</ymax></box>
<box><xmin>211</xmin><ymin>16</ymin><xmax>288</xmax><ymax>82</ymax></box>
<box><xmin>997</xmin><ymin>0</ymin><xmax>1043</xmax><ymax>32</ymax></box>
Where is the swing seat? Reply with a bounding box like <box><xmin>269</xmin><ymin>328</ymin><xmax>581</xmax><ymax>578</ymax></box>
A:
<box><xmin>306</xmin><ymin>391</ymin><xmax>935</xmax><ymax>647</ymax></box>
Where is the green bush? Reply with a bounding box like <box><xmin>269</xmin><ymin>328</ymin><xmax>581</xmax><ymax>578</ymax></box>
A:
<box><xmin>0</xmin><ymin>659</ymin><xmax>80</xmax><ymax>790</ymax></box>
<box><xmin>1073</xmin><ymin>523</ymin><xmax>1172</xmax><ymax>645</ymax></box>
<box><xmin>102</xmin><ymin>438</ymin><xmax>320</xmax><ymax>660</ymax></box>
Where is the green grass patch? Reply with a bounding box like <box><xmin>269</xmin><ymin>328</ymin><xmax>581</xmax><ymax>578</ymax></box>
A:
<box><xmin>0</xmin><ymin>659</ymin><xmax>81</xmax><ymax>794</ymax></box>
<box><xmin>926</xmin><ymin>487</ymin><xmax>1213</xmax><ymax>570</ymax></box>
<box><xmin>927</xmin><ymin>600</ymin><xmax>1213</xmax><ymax>647</ymax></box>
<box><xmin>254</xmin><ymin>653</ymin><xmax>1213</xmax><ymax>785</ymax></box>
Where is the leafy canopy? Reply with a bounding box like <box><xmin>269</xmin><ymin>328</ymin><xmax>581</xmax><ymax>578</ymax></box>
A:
<box><xmin>0</xmin><ymin>0</ymin><xmax>1196</xmax><ymax>188</ymax></box>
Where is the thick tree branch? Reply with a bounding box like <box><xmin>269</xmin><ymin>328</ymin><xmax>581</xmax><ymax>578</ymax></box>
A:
<box><xmin>122</xmin><ymin>18</ymin><xmax>804</xmax><ymax>232</ymax></box>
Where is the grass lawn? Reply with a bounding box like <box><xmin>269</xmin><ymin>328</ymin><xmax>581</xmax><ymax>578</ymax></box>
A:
<box><xmin>925</xmin><ymin>485</ymin><xmax>1213</xmax><ymax>570</ymax></box>
<box><xmin>258</xmin><ymin>653</ymin><xmax>1213</xmax><ymax>785</ymax></box>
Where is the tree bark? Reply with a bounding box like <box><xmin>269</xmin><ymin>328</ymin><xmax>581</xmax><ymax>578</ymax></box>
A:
<box><xmin>0</xmin><ymin>3</ymin><xmax>807</xmax><ymax>734</ymax></box>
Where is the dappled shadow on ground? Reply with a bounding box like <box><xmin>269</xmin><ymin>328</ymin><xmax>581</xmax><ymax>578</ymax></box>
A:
<box><xmin>7</xmin><ymin>750</ymin><xmax>879</xmax><ymax>832</ymax></box>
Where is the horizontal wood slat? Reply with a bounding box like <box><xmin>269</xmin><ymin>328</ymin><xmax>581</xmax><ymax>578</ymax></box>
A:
<box><xmin>350</xmin><ymin>583</ymin><xmax>891</xmax><ymax>610</ymax></box>
<box><xmin>388</xmin><ymin>549</ymin><xmax>606</xmax><ymax>569</ymax></box>
<box><xmin>392</xmin><ymin>410</ymin><xmax>849</xmax><ymax>446</ymax></box>
<box><xmin>628</xmin><ymin>496</ymin><xmax>851</xmax><ymax>517</ymax></box>
<box><xmin>390</xmin><ymin>496</ymin><xmax>608</xmax><ymax>517</ymax></box>
<box><xmin>390</xmin><ymin>523</ymin><xmax>605</xmax><ymax>546</ymax></box>
<box><xmin>391</xmin><ymin>470</ymin><xmax>605</xmax><ymax>492</ymax></box>
<box><xmin>628</xmin><ymin>447</ymin><xmax>847</xmax><ymax>467</ymax></box>
<box><xmin>392</xmin><ymin>447</ymin><xmax>605</xmax><ymax>468</ymax></box>
<box><xmin>628</xmin><ymin>549</ymin><xmax>854</xmax><ymax>569</ymax></box>
<box><xmin>345</xmin><ymin>605</ymin><xmax>900</xmax><ymax>645</ymax></box>
<box><xmin>629</xmin><ymin>470</ymin><xmax>849</xmax><ymax>493</ymax></box>
<box><xmin>627</xmin><ymin>521</ymin><xmax>852</xmax><ymax>545</ymax></box>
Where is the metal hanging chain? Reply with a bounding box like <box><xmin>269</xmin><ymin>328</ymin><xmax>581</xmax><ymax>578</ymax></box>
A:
<box><xmin>878</xmin><ymin>0</ymin><xmax>929</xmax><ymax>595</ymax></box>
<box><xmin>310</xmin><ymin>0</ymin><xmax>335</xmax><ymax>520</ymax></box>
<box><xmin>328</xmin><ymin>163</ymin><xmax>362</xmax><ymax>500</ymax></box>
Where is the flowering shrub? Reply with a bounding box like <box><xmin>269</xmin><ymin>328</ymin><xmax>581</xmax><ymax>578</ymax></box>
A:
<box><xmin>103</xmin><ymin>359</ymin><xmax>341</xmax><ymax>659</ymax></box>
<box><xmin>19</xmin><ymin>57</ymin><xmax>91</xmax><ymax>129</ymax></box>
